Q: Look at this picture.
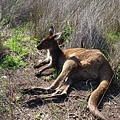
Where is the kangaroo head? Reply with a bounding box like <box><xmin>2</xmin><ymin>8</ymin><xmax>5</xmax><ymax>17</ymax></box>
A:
<box><xmin>37</xmin><ymin>26</ymin><xmax>62</xmax><ymax>50</ymax></box>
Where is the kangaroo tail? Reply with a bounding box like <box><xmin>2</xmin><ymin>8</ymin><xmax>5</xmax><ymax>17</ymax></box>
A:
<box><xmin>88</xmin><ymin>80</ymin><xmax>110</xmax><ymax>120</ymax></box>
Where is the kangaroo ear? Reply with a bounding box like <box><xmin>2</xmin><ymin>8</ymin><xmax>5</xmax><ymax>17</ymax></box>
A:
<box><xmin>49</xmin><ymin>25</ymin><xmax>54</xmax><ymax>35</ymax></box>
<box><xmin>54</xmin><ymin>32</ymin><xmax>63</xmax><ymax>40</ymax></box>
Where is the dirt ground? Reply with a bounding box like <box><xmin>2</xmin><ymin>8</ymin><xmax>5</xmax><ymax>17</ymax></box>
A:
<box><xmin>1</xmin><ymin>53</ymin><xmax>120</xmax><ymax>120</ymax></box>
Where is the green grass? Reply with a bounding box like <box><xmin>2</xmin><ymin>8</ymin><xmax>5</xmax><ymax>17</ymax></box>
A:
<box><xmin>115</xmin><ymin>64</ymin><xmax>120</xmax><ymax>83</ymax></box>
<box><xmin>52</xmin><ymin>69</ymin><xmax>61</xmax><ymax>79</ymax></box>
<box><xmin>0</xmin><ymin>54</ymin><xmax>26</xmax><ymax>69</ymax></box>
<box><xmin>107</xmin><ymin>30</ymin><xmax>120</xmax><ymax>43</ymax></box>
<box><xmin>0</xmin><ymin>24</ymin><xmax>36</xmax><ymax>69</ymax></box>
<box><xmin>63</xmin><ymin>20</ymin><xmax>74</xmax><ymax>43</ymax></box>
<box><xmin>35</xmin><ymin>113</ymin><xmax>41</xmax><ymax>120</ymax></box>
<box><xmin>106</xmin><ymin>30</ymin><xmax>120</xmax><ymax>82</ymax></box>
<box><xmin>0</xmin><ymin>24</ymin><xmax>37</xmax><ymax>119</ymax></box>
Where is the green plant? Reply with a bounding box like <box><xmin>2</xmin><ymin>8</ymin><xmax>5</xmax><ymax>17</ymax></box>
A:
<box><xmin>107</xmin><ymin>30</ymin><xmax>120</xmax><ymax>43</ymax></box>
<box><xmin>101</xmin><ymin>31</ymin><xmax>120</xmax><ymax>59</ymax></box>
<box><xmin>79</xmin><ymin>99</ymin><xmax>87</xmax><ymax>113</ymax></box>
<box><xmin>115</xmin><ymin>63</ymin><xmax>120</xmax><ymax>83</ymax></box>
<box><xmin>52</xmin><ymin>69</ymin><xmax>61</xmax><ymax>79</ymax></box>
<box><xmin>106</xmin><ymin>30</ymin><xmax>120</xmax><ymax>82</ymax></box>
<box><xmin>63</xmin><ymin>21</ymin><xmax>74</xmax><ymax>43</ymax></box>
<box><xmin>50</xmin><ymin>106</ymin><xmax>60</xmax><ymax>119</ymax></box>
<box><xmin>34</xmin><ymin>37</ymin><xmax>40</xmax><ymax>44</ymax></box>
<box><xmin>4</xmin><ymin>40</ymin><xmax>28</xmax><ymax>57</ymax></box>
<box><xmin>54</xmin><ymin>107</ymin><xmax>60</xmax><ymax>118</ymax></box>
<box><xmin>35</xmin><ymin>113</ymin><xmax>41</xmax><ymax>120</ymax></box>
<box><xmin>0</xmin><ymin>24</ymin><xmax>36</xmax><ymax>69</ymax></box>
<box><xmin>0</xmin><ymin>54</ymin><xmax>26</xmax><ymax>69</ymax></box>
<box><xmin>1</xmin><ymin>14</ymin><xmax>12</xmax><ymax>26</ymax></box>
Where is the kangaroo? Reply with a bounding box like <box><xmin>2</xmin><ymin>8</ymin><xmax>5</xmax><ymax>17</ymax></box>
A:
<box><xmin>23</xmin><ymin>26</ymin><xmax>113</xmax><ymax>120</ymax></box>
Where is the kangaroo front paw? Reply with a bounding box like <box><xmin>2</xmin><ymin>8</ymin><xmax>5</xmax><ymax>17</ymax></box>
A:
<box><xmin>34</xmin><ymin>65</ymin><xmax>39</xmax><ymax>68</ymax></box>
<box><xmin>34</xmin><ymin>60</ymin><xmax>43</xmax><ymax>68</ymax></box>
<box><xmin>34</xmin><ymin>64</ymin><xmax>41</xmax><ymax>69</ymax></box>
<box><xmin>35</xmin><ymin>70</ymin><xmax>43</xmax><ymax>77</ymax></box>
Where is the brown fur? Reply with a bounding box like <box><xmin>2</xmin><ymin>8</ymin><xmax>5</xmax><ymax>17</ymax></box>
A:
<box><xmin>27</xmin><ymin>26</ymin><xmax>113</xmax><ymax>120</ymax></box>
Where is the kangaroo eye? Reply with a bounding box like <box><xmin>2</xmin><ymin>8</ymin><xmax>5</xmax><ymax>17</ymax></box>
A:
<box><xmin>44</xmin><ymin>42</ymin><xmax>47</xmax><ymax>45</ymax></box>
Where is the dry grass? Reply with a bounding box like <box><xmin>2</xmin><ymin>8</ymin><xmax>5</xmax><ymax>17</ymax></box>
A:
<box><xmin>32</xmin><ymin>0</ymin><xmax>119</xmax><ymax>47</ymax></box>
<box><xmin>32</xmin><ymin>0</ymin><xmax>120</xmax><ymax>69</ymax></box>
<box><xmin>0</xmin><ymin>0</ymin><xmax>120</xmax><ymax>120</ymax></box>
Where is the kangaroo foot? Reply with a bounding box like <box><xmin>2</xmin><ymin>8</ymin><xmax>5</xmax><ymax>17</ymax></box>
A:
<box><xmin>23</xmin><ymin>92</ymin><xmax>67</xmax><ymax>106</ymax></box>
<box><xmin>21</xmin><ymin>87</ymin><xmax>55</xmax><ymax>95</ymax></box>
<box><xmin>34</xmin><ymin>64</ymin><xmax>40</xmax><ymax>69</ymax></box>
<box><xmin>37</xmin><ymin>91</ymin><xmax>67</xmax><ymax>100</ymax></box>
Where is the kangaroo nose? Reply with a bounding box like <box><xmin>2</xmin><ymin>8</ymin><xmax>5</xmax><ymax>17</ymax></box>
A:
<box><xmin>37</xmin><ymin>45</ymin><xmax>39</xmax><ymax>50</ymax></box>
<box><xmin>37</xmin><ymin>45</ymin><xmax>42</xmax><ymax>50</ymax></box>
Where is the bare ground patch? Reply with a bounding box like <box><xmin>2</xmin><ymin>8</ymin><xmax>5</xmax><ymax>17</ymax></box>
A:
<box><xmin>0</xmin><ymin>55</ymin><xmax>120</xmax><ymax>120</ymax></box>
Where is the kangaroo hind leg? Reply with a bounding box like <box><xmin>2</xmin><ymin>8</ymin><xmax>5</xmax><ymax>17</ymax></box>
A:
<box><xmin>22</xmin><ymin>57</ymin><xmax>79</xmax><ymax>99</ymax></box>
<box><xmin>52</xmin><ymin>77</ymin><xmax>73</xmax><ymax>96</ymax></box>
<box><xmin>49</xmin><ymin>56</ymin><xmax>79</xmax><ymax>90</ymax></box>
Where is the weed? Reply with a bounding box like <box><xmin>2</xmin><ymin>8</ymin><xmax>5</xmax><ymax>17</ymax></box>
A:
<box><xmin>52</xmin><ymin>69</ymin><xmax>61</xmax><ymax>79</ymax></box>
<box><xmin>4</xmin><ymin>39</ymin><xmax>28</xmax><ymax>57</ymax></box>
<box><xmin>43</xmin><ymin>76</ymin><xmax>52</xmax><ymax>81</ymax></box>
<box><xmin>1</xmin><ymin>13</ymin><xmax>12</xmax><ymax>27</ymax></box>
<box><xmin>107</xmin><ymin>30</ymin><xmax>120</xmax><ymax>43</ymax></box>
<box><xmin>106</xmin><ymin>31</ymin><xmax>120</xmax><ymax>83</ymax></box>
<box><xmin>54</xmin><ymin>107</ymin><xmax>60</xmax><ymax>118</ymax></box>
<box><xmin>0</xmin><ymin>54</ymin><xmax>26</xmax><ymax>69</ymax></box>
<box><xmin>115</xmin><ymin>63</ymin><xmax>120</xmax><ymax>83</ymax></box>
<box><xmin>34</xmin><ymin>113</ymin><xmax>41</xmax><ymax>120</ymax></box>
<box><xmin>34</xmin><ymin>37</ymin><xmax>40</xmax><ymax>44</ymax></box>
<box><xmin>63</xmin><ymin>21</ymin><xmax>74</xmax><ymax>43</ymax></box>
<box><xmin>51</xmin><ymin>105</ymin><xmax>60</xmax><ymax>119</ymax></box>
<box><xmin>0</xmin><ymin>24</ymin><xmax>36</xmax><ymax>69</ymax></box>
<box><xmin>79</xmin><ymin>98</ymin><xmax>87</xmax><ymax>114</ymax></box>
